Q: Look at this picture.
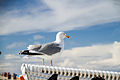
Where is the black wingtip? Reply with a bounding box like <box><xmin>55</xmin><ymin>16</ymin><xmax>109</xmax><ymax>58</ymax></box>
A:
<box><xmin>19</xmin><ymin>50</ymin><xmax>29</xmax><ymax>55</ymax></box>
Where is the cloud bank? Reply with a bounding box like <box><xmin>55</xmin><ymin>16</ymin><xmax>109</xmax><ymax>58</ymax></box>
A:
<box><xmin>0</xmin><ymin>41</ymin><xmax>120</xmax><ymax>73</ymax></box>
<box><xmin>0</xmin><ymin>0</ymin><xmax>120</xmax><ymax>35</ymax></box>
<box><xmin>33</xmin><ymin>35</ymin><xmax>44</xmax><ymax>40</ymax></box>
<box><xmin>6</xmin><ymin>42</ymin><xmax>26</xmax><ymax>49</ymax></box>
<box><xmin>54</xmin><ymin>41</ymin><xmax>120</xmax><ymax>71</ymax></box>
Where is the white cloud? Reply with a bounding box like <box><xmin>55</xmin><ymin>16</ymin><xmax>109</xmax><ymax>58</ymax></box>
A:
<box><xmin>0</xmin><ymin>0</ymin><xmax>120</xmax><ymax>35</ymax></box>
<box><xmin>0</xmin><ymin>61</ymin><xmax>22</xmax><ymax>73</ymax></box>
<box><xmin>4</xmin><ymin>54</ymin><xmax>21</xmax><ymax>59</ymax></box>
<box><xmin>6</xmin><ymin>42</ymin><xmax>26</xmax><ymax>49</ymax></box>
<box><xmin>0</xmin><ymin>63</ymin><xmax>12</xmax><ymax>67</ymax></box>
<box><xmin>58</xmin><ymin>59</ymin><xmax>74</xmax><ymax>67</ymax></box>
<box><xmin>1</xmin><ymin>41</ymin><xmax>120</xmax><ymax>73</ymax></box>
<box><xmin>0</xmin><ymin>54</ymin><xmax>44</xmax><ymax>73</ymax></box>
<box><xmin>52</xmin><ymin>41</ymin><xmax>120</xmax><ymax>71</ymax></box>
<box><xmin>33</xmin><ymin>35</ymin><xmax>44</xmax><ymax>40</ymax></box>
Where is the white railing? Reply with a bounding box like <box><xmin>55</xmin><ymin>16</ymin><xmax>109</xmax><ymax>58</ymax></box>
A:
<box><xmin>21</xmin><ymin>63</ymin><xmax>120</xmax><ymax>80</ymax></box>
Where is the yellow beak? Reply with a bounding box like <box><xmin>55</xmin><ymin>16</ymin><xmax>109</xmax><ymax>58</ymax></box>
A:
<box><xmin>66</xmin><ymin>35</ymin><xmax>70</xmax><ymax>38</ymax></box>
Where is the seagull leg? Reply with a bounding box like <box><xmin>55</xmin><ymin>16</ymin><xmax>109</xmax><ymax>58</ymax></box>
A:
<box><xmin>50</xmin><ymin>59</ymin><xmax>53</xmax><ymax>66</ymax></box>
<box><xmin>43</xmin><ymin>58</ymin><xmax>44</xmax><ymax>65</ymax></box>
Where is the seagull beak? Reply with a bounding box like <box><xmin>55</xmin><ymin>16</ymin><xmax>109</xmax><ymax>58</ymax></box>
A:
<box><xmin>65</xmin><ymin>35</ymin><xmax>70</xmax><ymax>38</ymax></box>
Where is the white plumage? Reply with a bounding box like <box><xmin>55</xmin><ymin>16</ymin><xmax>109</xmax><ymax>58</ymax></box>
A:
<box><xmin>19</xmin><ymin>31</ymin><xmax>70</xmax><ymax>65</ymax></box>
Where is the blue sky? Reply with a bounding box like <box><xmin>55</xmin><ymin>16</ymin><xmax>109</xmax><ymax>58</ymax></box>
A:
<box><xmin>1</xmin><ymin>22</ymin><xmax>120</xmax><ymax>54</ymax></box>
<box><xmin>0</xmin><ymin>0</ymin><xmax>120</xmax><ymax>74</ymax></box>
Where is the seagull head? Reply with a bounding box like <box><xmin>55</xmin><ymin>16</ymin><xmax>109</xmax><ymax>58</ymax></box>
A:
<box><xmin>56</xmin><ymin>32</ymin><xmax>70</xmax><ymax>41</ymax></box>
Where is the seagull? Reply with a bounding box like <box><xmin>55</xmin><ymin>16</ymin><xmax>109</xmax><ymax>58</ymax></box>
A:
<box><xmin>19</xmin><ymin>32</ymin><xmax>70</xmax><ymax>66</ymax></box>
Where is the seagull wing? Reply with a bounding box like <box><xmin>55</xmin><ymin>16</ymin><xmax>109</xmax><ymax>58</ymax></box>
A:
<box><xmin>39</xmin><ymin>42</ymin><xmax>61</xmax><ymax>55</ymax></box>
<box><xmin>27</xmin><ymin>44</ymin><xmax>42</xmax><ymax>51</ymax></box>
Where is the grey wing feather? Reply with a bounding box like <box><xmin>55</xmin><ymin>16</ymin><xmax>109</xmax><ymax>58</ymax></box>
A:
<box><xmin>33</xmin><ymin>45</ymin><xmax>42</xmax><ymax>51</ymax></box>
<box><xmin>39</xmin><ymin>43</ymin><xmax>61</xmax><ymax>55</ymax></box>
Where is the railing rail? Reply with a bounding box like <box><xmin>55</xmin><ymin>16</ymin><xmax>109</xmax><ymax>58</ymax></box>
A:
<box><xmin>21</xmin><ymin>63</ymin><xmax>120</xmax><ymax>80</ymax></box>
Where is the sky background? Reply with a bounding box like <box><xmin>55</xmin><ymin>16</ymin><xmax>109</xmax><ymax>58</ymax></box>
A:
<box><xmin>0</xmin><ymin>0</ymin><xmax>120</xmax><ymax>74</ymax></box>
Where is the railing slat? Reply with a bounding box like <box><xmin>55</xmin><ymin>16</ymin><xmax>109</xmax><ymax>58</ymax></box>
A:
<box><xmin>21</xmin><ymin>63</ymin><xmax>120</xmax><ymax>80</ymax></box>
